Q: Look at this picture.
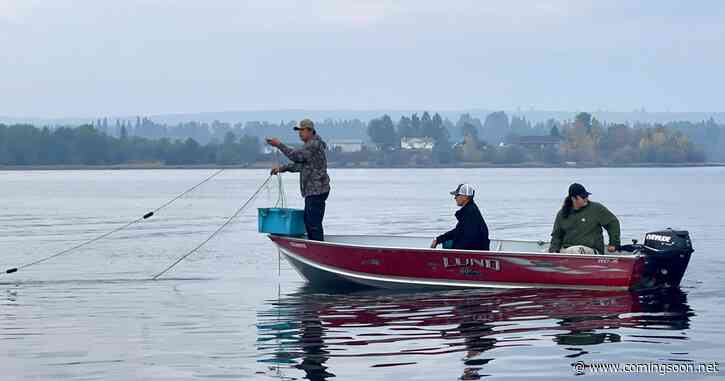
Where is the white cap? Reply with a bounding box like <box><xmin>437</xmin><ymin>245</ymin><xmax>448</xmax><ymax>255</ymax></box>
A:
<box><xmin>450</xmin><ymin>183</ymin><xmax>475</xmax><ymax>197</ymax></box>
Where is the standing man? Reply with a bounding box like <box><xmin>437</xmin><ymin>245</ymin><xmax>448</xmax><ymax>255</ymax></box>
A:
<box><xmin>548</xmin><ymin>183</ymin><xmax>621</xmax><ymax>254</ymax></box>
<box><xmin>431</xmin><ymin>184</ymin><xmax>491</xmax><ymax>251</ymax></box>
<box><xmin>266</xmin><ymin>119</ymin><xmax>331</xmax><ymax>241</ymax></box>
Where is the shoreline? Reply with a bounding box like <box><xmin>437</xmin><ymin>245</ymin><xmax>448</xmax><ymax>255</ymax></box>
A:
<box><xmin>1</xmin><ymin>162</ymin><xmax>724</xmax><ymax>171</ymax></box>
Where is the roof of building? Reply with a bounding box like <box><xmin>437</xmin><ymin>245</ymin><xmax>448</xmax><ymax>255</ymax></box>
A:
<box><xmin>401</xmin><ymin>136</ymin><xmax>435</xmax><ymax>142</ymax></box>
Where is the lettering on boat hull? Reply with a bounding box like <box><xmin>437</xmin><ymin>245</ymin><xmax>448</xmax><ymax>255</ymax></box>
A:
<box><xmin>442</xmin><ymin>257</ymin><xmax>501</xmax><ymax>272</ymax></box>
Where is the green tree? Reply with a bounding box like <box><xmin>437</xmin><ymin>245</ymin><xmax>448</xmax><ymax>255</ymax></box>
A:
<box><xmin>455</xmin><ymin>113</ymin><xmax>483</xmax><ymax>141</ymax></box>
<box><xmin>239</xmin><ymin>135</ymin><xmax>260</xmax><ymax>163</ymax></box>
<box><xmin>461</xmin><ymin>122</ymin><xmax>479</xmax><ymax>140</ymax></box>
<box><xmin>461</xmin><ymin>133</ymin><xmax>483</xmax><ymax>162</ymax></box>
<box><xmin>433</xmin><ymin>135</ymin><xmax>454</xmax><ymax>164</ymax></box>
<box><xmin>367</xmin><ymin>115</ymin><xmax>397</xmax><ymax>150</ymax></box>
<box><xmin>120</xmin><ymin>125</ymin><xmax>128</xmax><ymax>140</ymax></box>
<box><xmin>410</xmin><ymin>113</ymin><xmax>422</xmax><ymax>137</ymax></box>
<box><xmin>396</xmin><ymin>116</ymin><xmax>413</xmax><ymax>138</ymax></box>
<box><xmin>575</xmin><ymin>112</ymin><xmax>593</xmax><ymax>132</ymax></box>
<box><xmin>217</xmin><ymin>132</ymin><xmax>242</xmax><ymax>165</ymax></box>
<box><xmin>510</xmin><ymin>116</ymin><xmax>532</xmax><ymax>135</ymax></box>
<box><xmin>482</xmin><ymin>111</ymin><xmax>509</xmax><ymax>145</ymax></box>
<box><xmin>420</xmin><ymin>112</ymin><xmax>433</xmax><ymax>137</ymax></box>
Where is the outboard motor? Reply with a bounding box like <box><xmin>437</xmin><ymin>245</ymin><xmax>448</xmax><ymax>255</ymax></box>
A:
<box><xmin>636</xmin><ymin>229</ymin><xmax>694</xmax><ymax>289</ymax></box>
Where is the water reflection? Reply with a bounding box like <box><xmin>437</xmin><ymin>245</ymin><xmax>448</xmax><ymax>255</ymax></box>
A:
<box><xmin>257</xmin><ymin>287</ymin><xmax>692</xmax><ymax>380</ymax></box>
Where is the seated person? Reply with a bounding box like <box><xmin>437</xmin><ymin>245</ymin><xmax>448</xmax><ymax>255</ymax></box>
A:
<box><xmin>431</xmin><ymin>184</ymin><xmax>491</xmax><ymax>251</ymax></box>
<box><xmin>549</xmin><ymin>183</ymin><xmax>621</xmax><ymax>254</ymax></box>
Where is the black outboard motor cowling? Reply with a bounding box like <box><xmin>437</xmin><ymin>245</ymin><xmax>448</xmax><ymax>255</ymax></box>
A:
<box><xmin>637</xmin><ymin>229</ymin><xmax>694</xmax><ymax>289</ymax></box>
<box><xmin>644</xmin><ymin>229</ymin><xmax>693</xmax><ymax>254</ymax></box>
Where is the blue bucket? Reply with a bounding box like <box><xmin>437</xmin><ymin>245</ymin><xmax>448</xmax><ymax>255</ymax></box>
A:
<box><xmin>258</xmin><ymin>208</ymin><xmax>306</xmax><ymax>236</ymax></box>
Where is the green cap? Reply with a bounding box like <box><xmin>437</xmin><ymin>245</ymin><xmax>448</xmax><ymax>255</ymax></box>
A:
<box><xmin>293</xmin><ymin>119</ymin><xmax>315</xmax><ymax>131</ymax></box>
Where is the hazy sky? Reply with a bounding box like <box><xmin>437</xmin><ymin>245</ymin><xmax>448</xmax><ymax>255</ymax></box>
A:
<box><xmin>1</xmin><ymin>0</ymin><xmax>724</xmax><ymax>117</ymax></box>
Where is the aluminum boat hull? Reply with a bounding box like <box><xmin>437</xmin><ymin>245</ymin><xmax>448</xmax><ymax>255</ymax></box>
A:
<box><xmin>268</xmin><ymin>235</ymin><xmax>660</xmax><ymax>291</ymax></box>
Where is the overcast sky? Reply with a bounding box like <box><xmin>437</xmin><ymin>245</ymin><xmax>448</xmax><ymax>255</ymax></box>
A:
<box><xmin>1</xmin><ymin>0</ymin><xmax>724</xmax><ymax>118</ymax></box>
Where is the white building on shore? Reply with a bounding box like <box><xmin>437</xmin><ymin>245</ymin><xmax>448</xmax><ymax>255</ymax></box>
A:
<box><xmin>328</xmin><ymin>139</ymin><xmax>364</xmax><ymax>152</ymax></box>
<box><xmin>400</xmin><ymin>137</ymin><xmax>434</xmax><ymax>151</ymax></box>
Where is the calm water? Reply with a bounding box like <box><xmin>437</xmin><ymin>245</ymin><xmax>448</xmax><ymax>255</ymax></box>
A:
<box><xmin>1</xmin><ymin>168</ymin><xmax>723</xmax><ymax>380</ymax></box>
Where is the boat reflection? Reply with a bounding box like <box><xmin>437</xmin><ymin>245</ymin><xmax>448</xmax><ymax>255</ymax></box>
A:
<box><xmin>257</xmin><ymin>287</ymin><xmax>692</xmax><ymax>380</ymax></box>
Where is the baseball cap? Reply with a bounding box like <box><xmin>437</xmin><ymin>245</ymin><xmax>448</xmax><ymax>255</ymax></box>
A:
<box><xmin>293</xmin><ymin>118</ymin><xmax>315</xmax><ymax>131</ymax></box>
<box><xmin>450</xmin><ymin>183</ymin><xmax>475</xmax><ymax>197</ymax></box>
<box><xmin>568</xmin><ymin>183</ymin><xmax>591</xmax><ymax>198</ymax></box>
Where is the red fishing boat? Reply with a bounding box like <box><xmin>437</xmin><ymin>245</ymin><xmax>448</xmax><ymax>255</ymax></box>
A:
<box><xmin>268</xmin><ymin>229</ymin><xmax>693</xmax><ymax>291</ymax></box>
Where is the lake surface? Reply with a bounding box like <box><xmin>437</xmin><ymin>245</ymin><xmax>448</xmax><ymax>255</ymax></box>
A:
<box><xmin>1</xmin><ymin>168</ymin><xmax>723</xmax><ymax>380</ymax></box>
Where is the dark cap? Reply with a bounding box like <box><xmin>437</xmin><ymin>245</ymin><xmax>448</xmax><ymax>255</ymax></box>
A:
<box><xmin>293</xmin><ymin>118</ymin><xmax>315</xmax><ymax>131</ymax></box>
<box><xmin>568</xmin><ymin>183</ymin><xmax>591</xmax><ymax>198</ymax></box>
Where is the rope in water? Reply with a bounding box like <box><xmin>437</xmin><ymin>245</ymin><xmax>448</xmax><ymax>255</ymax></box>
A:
<box><xmin>273</xmin><ymin>151</ymin><xmax>286</xmax><ymax>276</ymax></box>
<box><xmin>273</xmin><ymin>150</ymin><xmax>287</xmax><ymax>208</ymax></box>
<box><xmin>151</xmin><ymin>174</ymin><xmax>274</xmax><ymax>280</ymax></box>
<box><xmin>2</xmin><ymin>168</ymin><xmax>226</xmax><ymax>276</ymax></box>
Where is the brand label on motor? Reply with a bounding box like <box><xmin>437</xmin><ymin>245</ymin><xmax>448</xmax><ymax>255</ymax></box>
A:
<box><xmin>646</xmin><ymin>234</ymin><xmax>672</xmax><ymax>243</ymax></box>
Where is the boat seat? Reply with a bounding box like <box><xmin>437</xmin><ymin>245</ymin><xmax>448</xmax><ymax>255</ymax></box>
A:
<box><xmin>494</xmin><ymin>239</ymin><xmax>549</xmax><ymax>253</ymax></box>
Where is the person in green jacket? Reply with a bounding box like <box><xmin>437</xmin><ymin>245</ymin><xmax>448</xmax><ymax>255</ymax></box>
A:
<box><xmin>548</xmin><ymin>183</ymin><xmax>621</xmax><ymax>254</ymax></box>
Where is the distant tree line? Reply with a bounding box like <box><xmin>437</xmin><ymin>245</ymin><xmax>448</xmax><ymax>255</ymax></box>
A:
<box><xmin>93</xmin><ymin>117</ymin><xmax>367</xmax><ymax>145</ymax></box>
<box><xmin>366</xmin><ymin>111</ymin><xmax>455</xmax><ymax>164</ymax></box>
<box><xmin>647</xmin><ymin>118</ymin><xmax>725</xmax><ymax>162</ymax></box>
<box><xmin>1</xmin><ymin>110</ymin><xmax>723</xmax><ymax>167</ymax></box>
<box><xmin>556</xmin><ymin>113</ymin><xmax>707</xmax><ymax>164</ymax></box>
<box><xmin>90</xmin><ymin>111</ymin><xmax>725</xmax><ymax>164</ymax></box>
<box><xmin>365</xmin><ymin>111</ymin><xmax>712</xmax><ymax>165</ymax></box>
<box><xmin>0</xmin><ymin>124</ymin><xmax>259</xmax><ymax>166</ymax></box>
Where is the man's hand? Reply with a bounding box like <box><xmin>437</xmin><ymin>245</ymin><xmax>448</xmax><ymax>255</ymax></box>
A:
<box><xmin>265</xmin><ymin>138</ymin><xmax>281</xmax><ymax>147</ymax></box>
<box><xmin>270</xmin><ymin>166</ymin><xmax>281</xmax><ymax>175</ymax></box>
<box><xmin>607</xmin><ymin>245</ymin><xmax>617</xmax><ymax>253</ymax></box>
<box><xmin>430</xmin><ymin>239</ymin><xmax>438</xmax><ymax>249</ymax></box>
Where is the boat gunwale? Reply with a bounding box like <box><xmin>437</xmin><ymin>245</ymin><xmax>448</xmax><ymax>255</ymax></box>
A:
<box><xmin>268</xmin><ymin>234</ymin><xmax>640</xmax><ymax>261</ymax></box>
<box><xmin>280</xmin><ymin>247</ymin><xmax>632</xmax><ymax>291</ymax></box>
